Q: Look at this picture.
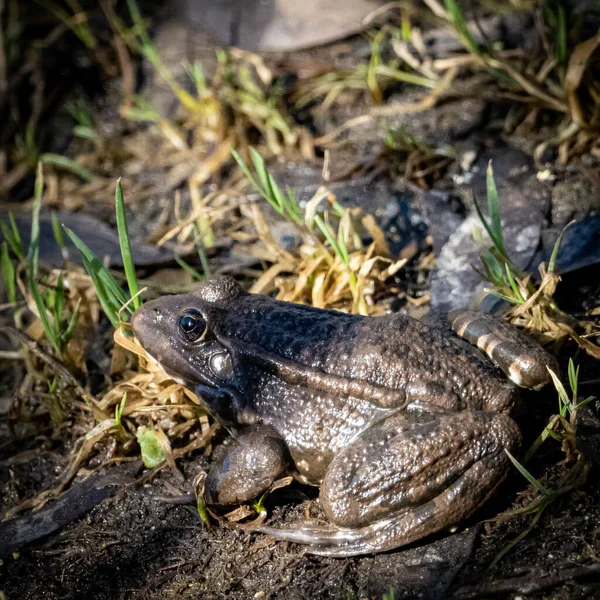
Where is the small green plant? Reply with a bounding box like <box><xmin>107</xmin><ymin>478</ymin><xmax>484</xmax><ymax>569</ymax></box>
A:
<box><xmin>23</xmin><ymin>165</ymin><xmax>81</xmax><ymax>356</ymax></box>
<box><xmin>493</xmin><ymin>359</ymin><xmax>594</xmax><ymax>567</ymax></box>
<box><xmin>34</xmin><ymin>0</ymin><xmax>97</xmax><ymax>49</ymax></box>
<box><xmin>232</xmin><ymin>147</ymin><xmax>368</xmax><ymax>312</ymax></box>
<box><xmin>382</xmin><ymin>587</ymin><xmax>396</xmax><ymax>600</ymax></box>
<box><xmin>115</xmin><ymin>392</ymin><xmax>127</xmax><ymax>429</ymax></box>
<box><xmin>136</xmin><ymin>426</ymin><xmax>167</xmax><ymax>468</ymax></box>
<box><xmin>64</xmin><ymin>179</ymin><xmax>140</xmax><ymax>328</ymax></box>
<box><xmin>66</xmin><ymin>98</ymin><xmax>101</xmax><ymax>143</ymax></box>
<box><xmin>294</xmin><ymin>27</ymin><xmax>436</xmax><ymax>110</ymax></box>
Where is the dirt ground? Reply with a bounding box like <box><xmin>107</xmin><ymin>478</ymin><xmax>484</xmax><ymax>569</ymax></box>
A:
<box><xmin>2</xmin><ymin>2</ymin><xmax>600</xmax><ymax>599</ymax></box>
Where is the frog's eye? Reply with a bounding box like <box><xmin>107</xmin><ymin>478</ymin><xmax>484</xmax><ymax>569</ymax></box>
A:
<box><xmin>178</xmin><ymin>309</ymin><xmax>207</xmax><ymax>343</ymax></box>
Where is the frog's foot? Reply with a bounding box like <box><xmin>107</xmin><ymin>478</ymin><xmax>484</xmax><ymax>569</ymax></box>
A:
<box><xmin>258</xmin><ymin>409</ymin><xmax>521</xmax><ymax>557</ymax></box>
<box><xmin>448</xmin><ymin>309</ymin><xmax>559</xmax><ymax>389</ymax></box>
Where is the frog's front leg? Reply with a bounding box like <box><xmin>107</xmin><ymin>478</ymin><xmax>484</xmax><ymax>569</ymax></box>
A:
<box><xmin>257</xmin><ymin>408</ymin><xmax>520</xmax><ymax>556</ymax></box>
<box><xmin>204</xmin><ymin>425</ymin><xmax>290</xmax><ymax>506</ymax></box>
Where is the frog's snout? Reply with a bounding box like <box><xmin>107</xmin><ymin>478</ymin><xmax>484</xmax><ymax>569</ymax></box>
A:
<box><xmin>130</xmin><ymin>301</ymin><xmax>162</xmax><ymax>351</ymax></box>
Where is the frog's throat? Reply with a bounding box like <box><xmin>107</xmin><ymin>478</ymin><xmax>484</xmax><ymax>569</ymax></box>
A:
<box><xmin>143</xmin><ymin>350</ymin><xmax>187</xmax><ymax>386</ymax></box>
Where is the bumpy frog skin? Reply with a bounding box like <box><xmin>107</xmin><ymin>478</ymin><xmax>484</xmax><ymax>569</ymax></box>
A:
<box><xmin>131</xmin><ymin>276</ymin><xmax>558</xmax><ymax>557</ymax></box>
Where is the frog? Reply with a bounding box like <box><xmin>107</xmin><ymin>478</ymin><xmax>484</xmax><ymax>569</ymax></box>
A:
<box><xmin>131</xmin><ymin>275</ymin><xmax>558</xmax><ymax>557</ymax></box>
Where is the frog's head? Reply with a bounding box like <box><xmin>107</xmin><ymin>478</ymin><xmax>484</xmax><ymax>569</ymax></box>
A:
<box><xmin>131</xmin><ymin>276</ymin><xmax>248</xmax><ymax>391</ymax></box>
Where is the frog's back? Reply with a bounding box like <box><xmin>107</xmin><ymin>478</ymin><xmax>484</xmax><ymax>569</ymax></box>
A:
<box><xmin>214</xmin><ymin>294</ymin><xmax>516</xmax><ymax>413</ymax></box>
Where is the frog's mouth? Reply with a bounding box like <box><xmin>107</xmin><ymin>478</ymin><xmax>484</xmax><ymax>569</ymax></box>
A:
<box><xmin>142</xmin><ymin>349</ymin><xmax>187</xmax><ymax>386</ymax></box>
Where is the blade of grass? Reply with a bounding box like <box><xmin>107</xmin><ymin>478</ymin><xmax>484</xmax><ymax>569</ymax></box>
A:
<box><xmin>28</xmin><ymin>163</ymin><xmax>43</xmax><ymax>277</ymax></box>
<box><xmin>1</xmin><ymin>220</ymin><xmax>24</xmax><ymax>260</ymax></box>
<box><xmin>231</xmin><ymin>148</ymin><xmax>263</xmax><ymax>194</ymax></box>
<box><xmin>82</xmin><ymin>255</ymin><xmax>121</xmax><ymax>329</ymax></box>
<box><xmin>61</xmin><ymin>298</ymin><xmax>81</xmax><ymax>344</ymax></box>
<box><xmin>115</xmin><ymin>179</ymin><xmax>140</xmax><ymax>310</ymax></box>
<box><xmin>40</xmin><ymin>153</ymin><xmax>95</xmax><ymax>182</ymax></box>
<box><xmin>505</xmin><ymin>449</ymin><xmax>549</xmax><ymax>495</ymax></box>
<box><xmin>51</xmin><ymin>211</ymin><xmax>68</xmax><ymax>259</ymax></box>
<box><xmin>505</xmin><ymin>264</ymin><xmax>525</xmax><ymax>304</ymax></box>
<box><xmin>175</xmin><ymin>256</ymin><xmax>204</xmax><ymax>281</ymax></box>
<box><xmin>1</xmin><ymin>242</ymin><xmax>16</xmax><ymax>305</ymax></box>
<box><xmin>64</xmin><ymin>226</ymin><xmax>129</xmax><ymax>309</ymax></box>
<box><xmin>53</xmin><ymin>273</ymin><xmax>65</xmax><ymax>332</ymax></box>
<box><xmin>30</xmin><ymin>273</ymin><xmax>61</xmax><ymax>354</ymax></box>
<box><xmin>486</xmin><ymin>161</ymin><xmax>505</xmax><ymax>256</ymax></box>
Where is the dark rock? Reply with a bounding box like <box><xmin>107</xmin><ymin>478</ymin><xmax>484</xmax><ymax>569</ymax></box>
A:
<box><xmin>0</xmin><ymin>211</ymin><xmax>173</xmax><ymax>269</ymax></box>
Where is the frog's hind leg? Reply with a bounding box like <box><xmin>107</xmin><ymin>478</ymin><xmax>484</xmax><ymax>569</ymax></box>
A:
<box><xmin>256</xmin><ymin>409</ymin><xmax>520</xmax><ymax>557</ymax></box>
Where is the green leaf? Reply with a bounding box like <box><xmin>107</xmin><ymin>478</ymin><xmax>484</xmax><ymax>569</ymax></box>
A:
<box><xmin>40</xmin><ymin>153</ymin><xmax>95</xmax><ymax>182</ymax></box>
<box><xmin>53</xmin><ymin>273</ymin><xmax>65</xmax><ymax>328</ymax></box>
<box><xmin>29</xmin><ymin>163</ymin><xmax>43</xmax><ymax>277</ymax></box>
<box><xmin>548</xmin><ymin>221</ymin><xmax>573</xmax><ymax>274</ymax></box>
<box><xmin>505</xmin><ymin>449</ymin><xmax>549</xmax><ymax>495</ymax></box>
<box><xmin>192</xmin><ymin>224</ymin><xmax>211</xmax><ymax>278</ymax></box>
<box><xmin>64</xmin><ymin>226</ymin><xmax>129</xmax><ymax>309</ymax></box>
<box><xmin>315</xmin><ymin>215</ymin><xmax>345</xmax><ymax>265</ymax></box>
<box><xmin>547</xmin><ymin>366</ymin><xmax>570</xmax><ymax>417</ymax></box>
<box><xmin>175</xmin><ymin>256</ymin><xmax>204</xmax><ymax>281</ymax></box>
<box><xmin>568</xmin><ymin>358</ymin><xmax>578</xmax><ymax>398</ymax></box>
<box><xmin>82</xmin><ymin>255</ymin><xmax>121</xmax><ymax>330</ymax></box>
<box><xmin>1</xmin><ymin>242</ymin><xmax>16</xmax><ymax>305</ymax></box>
<box><xmin>444</xmin><ymin>0</ymin><xmax>481</xmax><ymax>56</ymax></box>
<box><xmin>115</xmin><ymin>179</ymin><xmax>140</xmax><ymax>310</ymax></box>
<box><xmin>115</xmin><ymin>392</ymin><xmax>127</xmax><ymax>427</ymax></box>
<box><xmin>61</xmin><ymin>298</ymin><xmax>81</xmax><ymax>344</ymax></box>
<box><xmin>505</xmin><ymin>264</ymin><xmax>525</xmax><ymax>304</ymax></box>
<box><xmin>30</xmin><ymin>273</ymin><xmax>61</xmax><ymax>354</ymax></box>
<box><xmin>137</xmin><ymin>427</ymin><xmax>166</xmax><ymax>468</ymax></box>
<box><xmin>51</xmin><ymin>211</ymin><xmax>67</xmax><ymax>256</ymax></box>
<box><xmin>1</xmin><ymin>219</ymin><xmax>24</xmax><ymax>260</ymax></box>
<box><xmin>231</xmin><ymin>147</ymin><xmax>263</xmax><ymax>195</ymax></box>
<box><xmin>486</xmin><ymin>161</ymin><xmax>505</xmax><ymax>256</ymax></box>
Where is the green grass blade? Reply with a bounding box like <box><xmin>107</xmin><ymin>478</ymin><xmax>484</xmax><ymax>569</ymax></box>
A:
<box><xmin>53</xmin><ymin>273</ymin><xmax>65</xmax><ymax>330</ymax></box>
<box><xmin>8</xmin><ymin>212</ymin><xmax>24</xmax><ymax>258</ymax></box>
<box><xmin>1</xmin><ymin>220</ymin><xmax>24</xmax><ymax>260</ymax></box>
<box><xmin>547</xmin><ymin>367</ymin><xmax>570</xmax><ymax>417</ymax></box>
<box><xmin>547</xmin><ymin>221</ymin><xmax>573</xmax><ymax>274</ymax></box>
<box><xmin>315</xmin><ymin>215</ymin><xmax>346</xmax><ymax>265</ymax></box>
<box><xmin>175</xmin><ymin>256</ymin><xmax>204</xmax><ymax>281</ymax></box>
<box><xmin>1</xmin><ymin>242</ymin><xmax>16</xmax><ymax>305</ymax></box>
<box><xmin>505</xmin><ymin>264</ymin><xmax>525</xmax><ymax>304</ymax></box>
<box><xmin>30</xmin><ymin>273</ymin><xmax>61</xmax><ymax>354</ymax></box>
<box><xmin>29</xmin><ymin>163</ymin><xmax>43</xmax><ymax>277</ymax></box>
<box><xmin>567</xmin><ymin>358</ymin><xmax>578</xmax><ymax>397</ymax></box>
<box><xmin>61</xmin><ymin>298</ymin><xmax>81</xmax><ymax>344</ymax></box>
<box><xmin>40</xmin><ymin>153</ymin><xmax>95</xmax><ymax>182</ymax></box>
<box><xmin>444</xmin><ymin>0</ymin><xmax>481</xmax><ymax>56</ymax></box>
<box><xmin>482</xmin><ymin>287</ymin><xmax>521</xmax><ymax>305</ymax></box>
<box><xmin>231</xmin><ymin>148</ymin><xmax>263</xmax><ymax>195</ymax></box>
<box><xmin>486</xmin><ymin>161</ymin><xmax>505</xmax><ymax>256</ymax></box>
<box><xmin>505</xmin><ymin>449</ymin><xmax>549</xmax><ymax>495</ymax></box>
<box><xmin>51</xmin><ymin>211</ymin><xmax>68</xmax><ymax>257</ymax></box>
<box><xmin>193</xmin><ymin>224</ymin><xmax>211</xmax><ymax>278</ymax></box>
<box><xmin>63</xmin><ymin>226</ymin><xmax>129</xmax><ymax>308</ymax></box>
<box><xmin>82</xmin><ymin>255</ymin><xmax>121</xmax><ymax>329</ymax></box>
<box><xmin>114</xmin><ymin>179</ymin><xmax>140</xmax><ymax>310</ymax></box>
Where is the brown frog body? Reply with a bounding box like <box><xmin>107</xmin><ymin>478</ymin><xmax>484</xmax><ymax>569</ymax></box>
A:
<box><xmin>131</xmin><ymin>276</ymin><xmax>558</xmax><ymax>556</ymax></box>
